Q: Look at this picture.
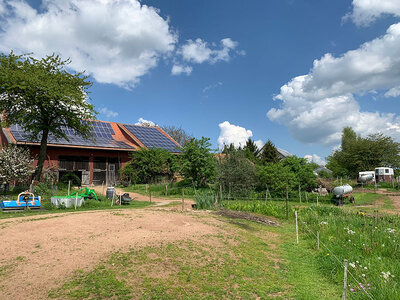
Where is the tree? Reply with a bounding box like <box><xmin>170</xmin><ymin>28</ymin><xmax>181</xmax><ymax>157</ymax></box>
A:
<box><xmin>0</xmin><ymin>53</ymin><xmax>96</xmax><ymax>181</ymax></box>
<box><xmin>180</xmin><ymin>137</ymin><xmax>216</xmax><ymax>187</ymax></box>
<box><xmin>161</xmin><ymin>125</ymin><xmax>192</xmax><ymax>146</ymax></box>
<box><xmin>256</xmin><ymin>156</ymin><xmax>317</xmax><ymax>197</ymax></box>
<box><xmin>120</xmin><ymin>148</ymin><xmax>176</xmax><ymax>184</ymax></box>
<box><xmin>243</xmin><ymin>138</ymin><xmax>261</xmax><ymax>163</ymax></box>
<box><xmin>326</xmin><ymin>128</ymin><xmax>400</xmax><ymax>178</ymax></box>
<box><xmin>260</xmin><ymin>140</ymin><xmax>280</xmax><ymax>164</ymax></box>
<box><xmin>217</xmin><ymin>148</ymin><xmax>256</xmax><ymax>197</ymax></box>
<box><xmin>0</xmin><ymin>145</ymin><xmax>34</xmax><ymax>191</ymax></box>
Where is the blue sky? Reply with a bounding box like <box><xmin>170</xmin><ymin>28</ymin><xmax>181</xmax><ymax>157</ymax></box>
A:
<box><xmin>1</xmin><ymin>0</ymin><xmax>400</xmax><ymax>164</ymax></box>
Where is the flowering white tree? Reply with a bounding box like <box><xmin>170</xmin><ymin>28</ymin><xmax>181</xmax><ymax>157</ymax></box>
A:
<box><xmin>0</xmin><ymin>145</ymin><xmax>34</xmax><ymax>186</ymax></box>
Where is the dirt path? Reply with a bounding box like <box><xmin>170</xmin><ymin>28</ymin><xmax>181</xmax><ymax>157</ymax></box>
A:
<box><xmin>375</xmin><ymin>189</ymin><xmax>400</xmax><ymax>213</ymax></box>
<box><xmin>0</xmin><ymin>208</ymin><xmax>217</xmax><ymax>299</ymax></box>
<box><xmin>91</xmin><ymin>185</ymin><xmax>195</xmax><ymax>209</ymax></box>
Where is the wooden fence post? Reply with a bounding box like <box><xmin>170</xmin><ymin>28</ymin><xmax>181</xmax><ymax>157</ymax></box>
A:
<box><xmin>182</xmin><ymin>188</ymin><xmax>185</xmax><ymax>211</ymax></box>
<box><xmin>295</xmin><ymin>211</ymin><xmax>299</xmax><ymax>244</ymax></box>
<box><xmin>68</xmin><ymin>180</ymin><xmax>71</xmax><ymax>196</ymax></box>
<box><xmin>343</xmin><ymin>259</ymin><xmax>348</xmax><ymax>300</ymax></box>
<box><xmin>286</xmin><ymin>186</ymin><xmax>289</xmax><ymax>220</ymax></box>
<box><xmin>220</xmin><ymin>184</ymin><xmax>223</xmax><ymax>202</ymax></box>
<box><xmin>149</xmin><ymin>185</ymin><xmax>152</xmax><ymax>203</ymax></box>
<box><xmin>298</xmin><ymin>184</ymin><xmax>302</xmax><ymax>203</ymax></box>
<box><xmin>165</xmin><ymin>184</ymin><xmax>168</xmax><ymax>196</ymax></box>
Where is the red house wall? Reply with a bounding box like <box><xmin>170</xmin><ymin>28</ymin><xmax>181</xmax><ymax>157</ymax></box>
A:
<box><xmin>28</xmin><ymin>146</ymin><xmax>131</xmax><ymax>184</ymax></box>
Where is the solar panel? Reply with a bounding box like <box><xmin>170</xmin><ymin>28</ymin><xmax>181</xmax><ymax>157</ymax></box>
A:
<box><xmin>9</xmin><ymin>122</ymin><xmax>133</xmax><ymax>149</ymax></box>
<box><xmin>123</xmin><ymin>125</ymin><xmax>181</xmax><ymax>153</ymax></box>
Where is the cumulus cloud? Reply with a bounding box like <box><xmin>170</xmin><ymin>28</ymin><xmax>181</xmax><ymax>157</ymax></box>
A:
<box><xmin>217</xmin><ymin>121</ymin><xmax>262</xmax><ymax>150</ymax></box>
<box><xmin>171</xmin><ymin>64</ymin><xmax>192</xmax><ymax>76</ymax></box>
<box><xmin>179</xmin><ymin>38</ymin><xmax>239</xmax><ymax>64</ymax></box>
<box><xmin>346</xmin><ymin>0</ymin><xmax>400</xmax><ymax>26</ymax></box>
<box><xmin>99</xmin><ymin>107</ymin><xmax>118</xmax><ymax>118</ymax></box>
<box><xmin>304</xmin><ymin>154</ymin><xmax>326</xmax><ymax>166</ymax></box>
<box><xmin>135</xmin><ymin>118</ymin><xmax>156</xmax><ymax>127</ymax></box>
<box><xmin>0</xmin><ymin>0</ymin><xmax>177</xmax><ymax>88</ymax></box>
<box><xmin>268</xmin><ymin>22</ymin><xmax>400</xmax><ymax>145</ymax></box>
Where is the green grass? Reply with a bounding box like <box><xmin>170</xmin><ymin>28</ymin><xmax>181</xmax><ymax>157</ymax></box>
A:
<box><xmin>222</xmin><ymin>198</ymin><xmax>400</xmax><ymax>299</ymax></box>
<box><xmin>49</xmin><ymin>216</ymin><xmax>340</xmax><ymax>299</ymax></box>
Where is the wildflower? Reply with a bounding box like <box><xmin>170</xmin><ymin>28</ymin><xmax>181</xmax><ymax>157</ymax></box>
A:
<box><xmin>364</xmin><ymin>267</ymin><xmax>368</xmax><ymax>270</ymax></box>
<box><xmin>350</xmin><ymin>288</ymin><xmax>355</xmax><ymax>292</ymax></box>
<box><xmin>327</xmin><ymin>253</ymin><xmax>330</xmax><ymax>256</ymax></box>
<box><xmin>348</xmin><ymin>239</ymin><xmax>351</xmax><ymax>242</ymax></box>
<box><xmin>378</xmin><ymin>257</ymin><xmax>382</xmax><ymax>260</ymax></box>
<box><xmin>356</xmin><ymin>260</ymin><xmax>359</xmax><ymax>263</ymax></box>
<box><xmin>362</xmin><ymin>274</ymin><xmax>366</xmax><ymax>277</ymax></box>
<box><xmin>386</xmin><ymin>228</ymin><xmax>396</xmax><ymax>234</ymax></box>
<box><xmin>349</xmin><ymin>262</ymin><xmax>356</xmax><ymax>268</ymax></box>
<box><xmin>381</xmin><ymin>271</ymin><xmax>391</xmax><ymax>280</ymax></box>
<box><xmin>320</xmin><ymin>221</ymin><xmax>328</xmax><ymax>225</ymax></box>
<box><xmin>382</xmin><ymin>244</ymin><xmax>385</xmax><ymax>247</ymax></box>
<box><xmin>347</xmin><ymin>229</ymin><xmax>355</xmax><ymax>235</ymax></box>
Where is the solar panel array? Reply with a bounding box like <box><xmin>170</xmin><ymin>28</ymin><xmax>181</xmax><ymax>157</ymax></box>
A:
<box><xmin>124</xmin><ymin>125</ymin><xmax>181</xmax><ymax>153</ymax></box>
<box><xmin>10</xmin><ymin>122</ymin><xmax>133</xmax><ymax>149</ymax></box>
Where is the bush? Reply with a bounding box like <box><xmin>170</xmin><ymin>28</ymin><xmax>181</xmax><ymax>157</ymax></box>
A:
<box><xmin>60</xmin><ymin>173</ymin><xmax>81</xmax><ymax>187</ymax></box>
<box><xmin>194</xmin><ymin>191</ymin><xmax>217</xmax><ymax>209</ymax></box>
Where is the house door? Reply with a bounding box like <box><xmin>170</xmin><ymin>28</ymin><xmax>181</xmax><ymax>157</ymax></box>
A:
<box><xmin>82</xmin><ymin>170</ymin><xmax>90</xmax><ymax>185</ymax></box>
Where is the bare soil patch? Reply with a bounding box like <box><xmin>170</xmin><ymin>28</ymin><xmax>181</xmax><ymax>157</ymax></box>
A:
<box><xmin>0</xmin><ymin>208</ymin><xmax>220</xmax><ymax>299</ymax></box>
<box><xmin>215</xmin><ymin>209</ymin><xmax>280</xmax><ymax>226</ymax></box>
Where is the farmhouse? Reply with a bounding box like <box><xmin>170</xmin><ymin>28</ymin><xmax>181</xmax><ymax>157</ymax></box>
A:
<box><xmin>0</xmin><ymin>120</ymin><xmax>181</xmax><ymax>186</ymax></box>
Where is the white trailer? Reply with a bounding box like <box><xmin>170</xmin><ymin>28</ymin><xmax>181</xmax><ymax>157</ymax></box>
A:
<box><xmin>375</xmin><ymin>167</ymin><xmax>394</xmax><ymax>183</ymax></box>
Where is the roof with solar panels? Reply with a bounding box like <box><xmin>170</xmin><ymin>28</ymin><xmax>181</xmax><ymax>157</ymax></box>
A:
<box><xmin>2</xmin><ymin>120</ymin><xmax>182</xmax><ymax>153</ymax></box>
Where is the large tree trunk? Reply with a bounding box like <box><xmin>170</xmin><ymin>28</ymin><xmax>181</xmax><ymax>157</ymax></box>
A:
<box><xmin>34</xmin><ymin>128</ymin><xmax>49</xmax><ymax>181</ymax></box>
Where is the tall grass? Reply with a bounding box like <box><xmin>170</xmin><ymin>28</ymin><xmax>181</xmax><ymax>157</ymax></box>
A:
<box><xmin>221</xmin><ymin>199</ymin><xmax>400</xmax><ymax>299</ymax></box>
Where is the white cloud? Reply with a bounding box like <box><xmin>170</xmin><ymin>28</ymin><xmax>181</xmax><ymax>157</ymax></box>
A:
<box><xmin>179</xmin><ymin>38</ymin><xmax>239</xmax><ymax>64</ymax></box>
<box><xmin>218</xmin><ymin>121</ymin><xmax>261</xmax><ymax>150</ymax></box>
<box><xmin>268</xmin><ymin>22</ymin><xmax>400</xmax><ymax>145</ymax></box>
<box><xmin>0</xmin><ymin>0</ymin><xmax>176</xmax><ymax>88</ymax></box>
<box><xmin>346</xmin><ymin>0</ymin><xmax>400</xmax><ymax>26</ymax></box>
<box><xmin>304</xmin><ymin>154</ymin><xmax>326</xmax><ymax>166</ymax></box>
<box><xmin>171</xmin><ymin>64</ymin><xmax>192</xmax><ymax>76</ymax></box>
<box><xmin>385</xmin><ymin>86</ymin><xmax>400</xmax><ymax>98</ymax></box>
<box><xmin>99</xmin><ymin>107</ymin><xmax>118</xmax><ymax>118</ymax></box>
<box><xmin>203</xmin><ymin>82</ymin><xmax>223</xmax><ymax>93</ymax></box>
<box><xmin>135</xmin><ymin>118</ymin><xmax>156</xmax><ymax>127</ymax></box>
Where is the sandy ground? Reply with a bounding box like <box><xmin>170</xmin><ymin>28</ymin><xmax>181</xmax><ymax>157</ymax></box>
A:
<box><xmin>0</xmin><ymin>190</ymin><xmax>212</xmax><ymax>300</ymax></box>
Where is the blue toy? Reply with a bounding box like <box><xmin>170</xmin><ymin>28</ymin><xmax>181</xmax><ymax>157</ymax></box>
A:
<box><xmin>0</xmin><ymin>192</ymin><xmax>41</xmax><ymax>210</ymax></box>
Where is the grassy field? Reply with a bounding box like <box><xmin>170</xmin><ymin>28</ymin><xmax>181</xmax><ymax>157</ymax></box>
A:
<box><xmin>222</xmin><ymin>194</ymin><xmax>400</xmax><ymax>299</ymax></box>
<box><xmin>48</xmin><ymin>217</ymin><xmax>340</xmax><ymax>299</ymax></box>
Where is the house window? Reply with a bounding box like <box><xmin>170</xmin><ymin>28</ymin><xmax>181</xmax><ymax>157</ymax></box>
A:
<box><xmin>385</xmin><ymin>169</ymin><xmax>389</xmax><ymax>174</ymax></box>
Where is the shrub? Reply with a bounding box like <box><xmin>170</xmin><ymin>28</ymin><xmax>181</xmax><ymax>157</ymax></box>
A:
<box><xmin>60</xmin><ymin>173</ymin><xmax>81</xmax><ymax>187</ymax></box>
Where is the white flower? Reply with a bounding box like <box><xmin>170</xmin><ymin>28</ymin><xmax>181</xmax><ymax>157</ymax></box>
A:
<box><xmin>364</xmin><ymin>267</ymin><xmax>367</xmax><ymax>270</ymax></box>
<box><xmin>381</xmin><ymin>271</ymin><xmax>392</xmax><ymax>280</ymax></box>
<box><xmin>320</xmin><ymin>221</ymin><xmax>328</xmax><ymax>225</ymax></box>
<box><xmin>378</xmin><ymin>257</ymin><xmax>382</xmax><ymax>260</ymax></box>
<box><xmin>386</xmin><ymin>228</ymin><xmax>396</xmax><ymax>234</ymax></box>
<box><xmin>362</xmin><ymin>274</ymin><xmax>366</xmax><ymax>277</ymax></box>
<box><xmin>347</xmin><ymin>229</ymin><xmax>355</xmax><ymax>235</ymax></box>
<box><xmin>349</xmin><ymin>263</ymin><xmax>356</xmax><ymax>268</ymax></box>
<box><xmin>382</xmin><ymin>244</ymin><xmax>385</xmax><ymax>247</ymax></box>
